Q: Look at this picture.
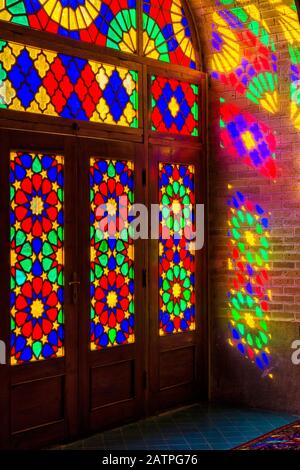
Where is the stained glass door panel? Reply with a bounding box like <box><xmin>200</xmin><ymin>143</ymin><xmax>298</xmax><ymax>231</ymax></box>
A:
<box><xmin>0</xmin><ymin>131</ymin><xmax>78</xmax><ymax>449</ymax></box>
<box><xmin>10</xmin><ymin>151</ymin><xmax>64</xmax><ymax>365</ymax></box>
<box><xmin>148</xmin><ymin>144</ymin><xmax>206</xmax><ymax>413</ymax></box>
<box><xmin>78</xmin><ymin>140</ymin><xmax>144</xmax><ymax>433</ymax></box>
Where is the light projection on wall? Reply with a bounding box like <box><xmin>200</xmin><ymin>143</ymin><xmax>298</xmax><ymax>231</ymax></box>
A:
<box><xmin>143</xmin><ymin>0</ymin><xmax>197</xmax><ymax>68</ymax></box>
<box><xmin>227</xmin><ymin>189</ymin><xmax>272</xmax><ymax>377</ymax></box>
<box><xmin>159</xmin><ymin>163</ymin><xmax>195</xmax><ymax>335</ymax></box>
<box><xmin>0</xmin><ymin>0</ymin><xmax>137</xmax><ymax>53</ymax></box>
<box><xmin>211</xmin><ymin>6</ymin><xmax>278</xmax><ymax>113</ymax></box>
<box><xmin>210</xmin><ymin>1</ymin><xmax>282</xmax><ymax>375</ymax></box>
<box><xmin>290</xmin><ymin>44</ymin><xmax>300</xmax><ymax>129</ymax></box>
<box><xmin>0</xmin><ymin>39</ymin><xmax>139</xmax><ymax>127</ymax></box>
<box><xmin>270</xmin><ymin>0</ymin><xmax>300</xmax><ymax>130</ymax></box>
<box><xmin>10</xmin><ymin>152</ymin><xmax>64</xmax><ymax>365</ymax></box>
<box><xmin>151</xmin><ymin>76</ymin><xmax>199</xmax><ymax>136</ymax></box>
<box><xmin>90</xmin><ymin>158</ymin><xmax>134</xmax><ymax>349</ymax></box>
<box><xmin>220</xmin><ymin>98</ymin><xmax>277</xmax><ymax>179</ymax></box>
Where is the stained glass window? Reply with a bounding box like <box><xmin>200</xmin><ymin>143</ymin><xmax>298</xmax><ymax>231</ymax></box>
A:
<box><xmin>159</xmin><ymin>163</ymin><xmax>195</xmax><ymax>335</ymax></box>
<box><xmin>151</xmin><ymin>76</ymin><xmax>199</xmax><ymax>136</ymax></box>
<box><xmin>0</xmin><ymin>39</ymin><xmax>139</xmax><ymax>127</ymax></box>
<box><xmin>0</xmin><ymin>1</ymin><xmax>137</xmax><ymax>53</ymax></box>
<box><xmin>143</xmin><ymin>0</ymin><xmax>196</xmax><ymax>68</ymax></box>
<box><xmin>90</xmin><ymin>158</ymin><xmax>134</xmax><ymax>349</ymax></box>
<box><xmin>10</xmin><ymin>151</ymin><xmax>64</xmax><ymax>365</ymax></box>
<box><xmin>227</xmin><ymin>190</ymin><xmax>271</xmax><ymax>373</ymax></box>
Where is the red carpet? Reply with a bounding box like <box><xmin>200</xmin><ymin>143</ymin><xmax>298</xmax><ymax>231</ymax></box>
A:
<box><xmin>236</xmin><ymin>421</ymin><xmax>300</xmax><ymax>450</ymax></box>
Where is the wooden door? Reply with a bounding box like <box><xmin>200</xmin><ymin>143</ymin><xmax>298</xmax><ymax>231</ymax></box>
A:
<box><xmin>0</xmin><ymin>132</ymin><xmax>147</xmax><ymax>448</ymax></box>
<box><xmin>77</xmin><ymin>139</ymin><xmax>146</xmax><ymax>433</ymax></box>
<box><xmin>148</xmin><ymin>144</ymin><xmax>207</xmax><ymax>413</ymax></box>
<box><xmin>0</xmin><ymin>130</ymin><xmax>78</xmax><ymax>449</ymax></box>
<box><xmin>0</xmin><ymin>131</ymin><xmax>206</xmax><ymax>449</ymax></box>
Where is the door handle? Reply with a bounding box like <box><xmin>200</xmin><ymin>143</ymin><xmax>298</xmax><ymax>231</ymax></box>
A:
<box><xmin>68</xmin><ymin>272</ymin><xmax>80</xmax><ymax>305</ymax></box>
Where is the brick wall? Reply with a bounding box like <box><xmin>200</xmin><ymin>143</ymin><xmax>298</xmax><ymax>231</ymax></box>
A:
<box><xmin>189</xmin><ymin>0</ymin><xmax>300</xmax><ymax>413</ymax></box>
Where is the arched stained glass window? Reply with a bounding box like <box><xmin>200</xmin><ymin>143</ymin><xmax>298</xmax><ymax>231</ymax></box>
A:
<box><xmin>0</xmin><ymin>0</ymin><xmax>198</xmax><ymax>69</ymax></box>
<box><xmin>143</xmin><ymin>0</ymin><xmax>197</xmax><ymax>68</ymax></box>
<box><xmin>0</xmin><ymin>0</ymin><xmax>137</xmax><ymax>53</ymax></box>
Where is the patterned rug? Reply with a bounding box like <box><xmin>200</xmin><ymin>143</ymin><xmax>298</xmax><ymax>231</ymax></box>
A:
<box><xmin>236</xmin><ymin>420</ymin><xmax>300</xmax><ymax>450</ymax></box>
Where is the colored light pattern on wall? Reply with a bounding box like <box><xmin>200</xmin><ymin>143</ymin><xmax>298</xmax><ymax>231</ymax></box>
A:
<box><xmin>290</xmin><ymin>44</ymin><xmax>300</xmax><ymax>129</ymax></box>
<box><xmin>90</xmin><ymin>158</ymin><xmax>134</xmax><ymax>349</ymax></box>
<box><xmin>270</xmin><ymin>1</ymin><xmax>300</xmax><ymax>130</ymax></box>
<box><xmin>0</xmin><ymin>39</ymin><xmax>138</xmax><ymax>127</ymax></box>
<box><xmin>0</xmin><ymin>1</ymin><xmax>137</xmax><ymax>53</ymax></box>
<box><xmin>159</xmin><ymin>163</ymin><xmax>195</xmax><ymax>335</ymax></box>
<box><xmin>10</xmin><ymin>152</ymin><xmax>64</xmax><ymax>365</ymax></box>
<box><xmin>271</xmin><ymin>0</ymin><xmax>300</xmax><ymax>45</ymax></box>
<box><xmin>143</xmin><ymin>0</ymin><xmax>196</xmax><ymax>68</ymax></box>
<box><xmin>220</xmin><ymin>98</ymin><xmax>277</xmax><ymax>179</ymax></box>
<box><xmin>151</xmin><ymin>76</ymin><xmax>199</xmax><ymax>136</ymax></box>
<box><xmin>211</xmin><ymin>7</ymin><xmax>278</xmax><ymax>113</ymax></box>
<box><xmin>227</xmin><ymin>190</ymin><xmax>272</xmax><ymax>376</ymax></box>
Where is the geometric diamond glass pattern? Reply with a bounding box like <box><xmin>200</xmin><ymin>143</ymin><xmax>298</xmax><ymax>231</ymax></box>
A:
<box><xmin>0</xmin><ymin>39</ymin><xmax>139</xmax><ymax>127</ymax></box>
<box><xmin>151</xmin><ymin>76</ymin><xmax>199</xmax><ymax>136</ymax></box>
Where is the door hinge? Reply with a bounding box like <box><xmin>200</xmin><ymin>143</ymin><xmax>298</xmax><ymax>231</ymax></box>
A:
<box><xmin>142</xmin><ymin>168</ymin><xmax>146</xmax><ymax>187</ymax></box>
<box><xmin>143</xmin><ymin>370</ymin><xmax>148</xmax><ymax>390</ymax></box>
<box><xmin>142</xmin><ymin>268</ymin><xmax>147</xmax><ymax>288</ymax></box>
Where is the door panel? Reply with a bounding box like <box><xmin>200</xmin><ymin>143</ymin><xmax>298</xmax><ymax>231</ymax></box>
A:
<box><xmin>149</xmin><ymin>144</ymin><xmax>207</xmax><ymax>413</ymax></box>
<box><xmin>0</xmin><ymin>131</ymin><xmax>207</xmax><ymax>449</ymax></box>
<box><xmin>0</xmin><ymin>131</ymin><xmax>78</xmax><ymax>449</ymax></box>
<box><xmin>78</xmin><ymin>140</ymin><xmax>146</xmax><ymax>433</ymax></box>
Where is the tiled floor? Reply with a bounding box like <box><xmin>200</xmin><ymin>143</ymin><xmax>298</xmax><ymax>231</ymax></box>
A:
<box><xmin>59</xmin><ymin>403</ymin><xmax>299</xmax><ymax>450</ymax></box>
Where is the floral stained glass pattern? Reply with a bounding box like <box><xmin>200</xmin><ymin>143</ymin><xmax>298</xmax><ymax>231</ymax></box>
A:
<box><xmin>0</xmin><ymin>39</ymin><xmax>139</xmax><ymax>127</ymax></box>
<box><xmin>151</xmin><ymin>76</ymin><xmax>199</xmax><ymax>136</ymax></box>
<box><xmin>0</xmin><ymin>1</ymin><xmax>137</xmax><ymax>53</ymax></box>
<box><xmin>90</xmin><ymin>159</ymin><xmax>134</xmax><ymax>349</ymax></box>
<box><xmin>10</xmin><ymin>152</ymin><xmax>64</xmax><ymax>365</ymax></box>
<box><xmin>143</xmin><ymin>0</ymin><xmax>196</xmax><ymax>68</ymax></box>
<box><xmin>159</xmin><ymin>163</ymin><xmax>195</xmax><ymax>335</ymax></box>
